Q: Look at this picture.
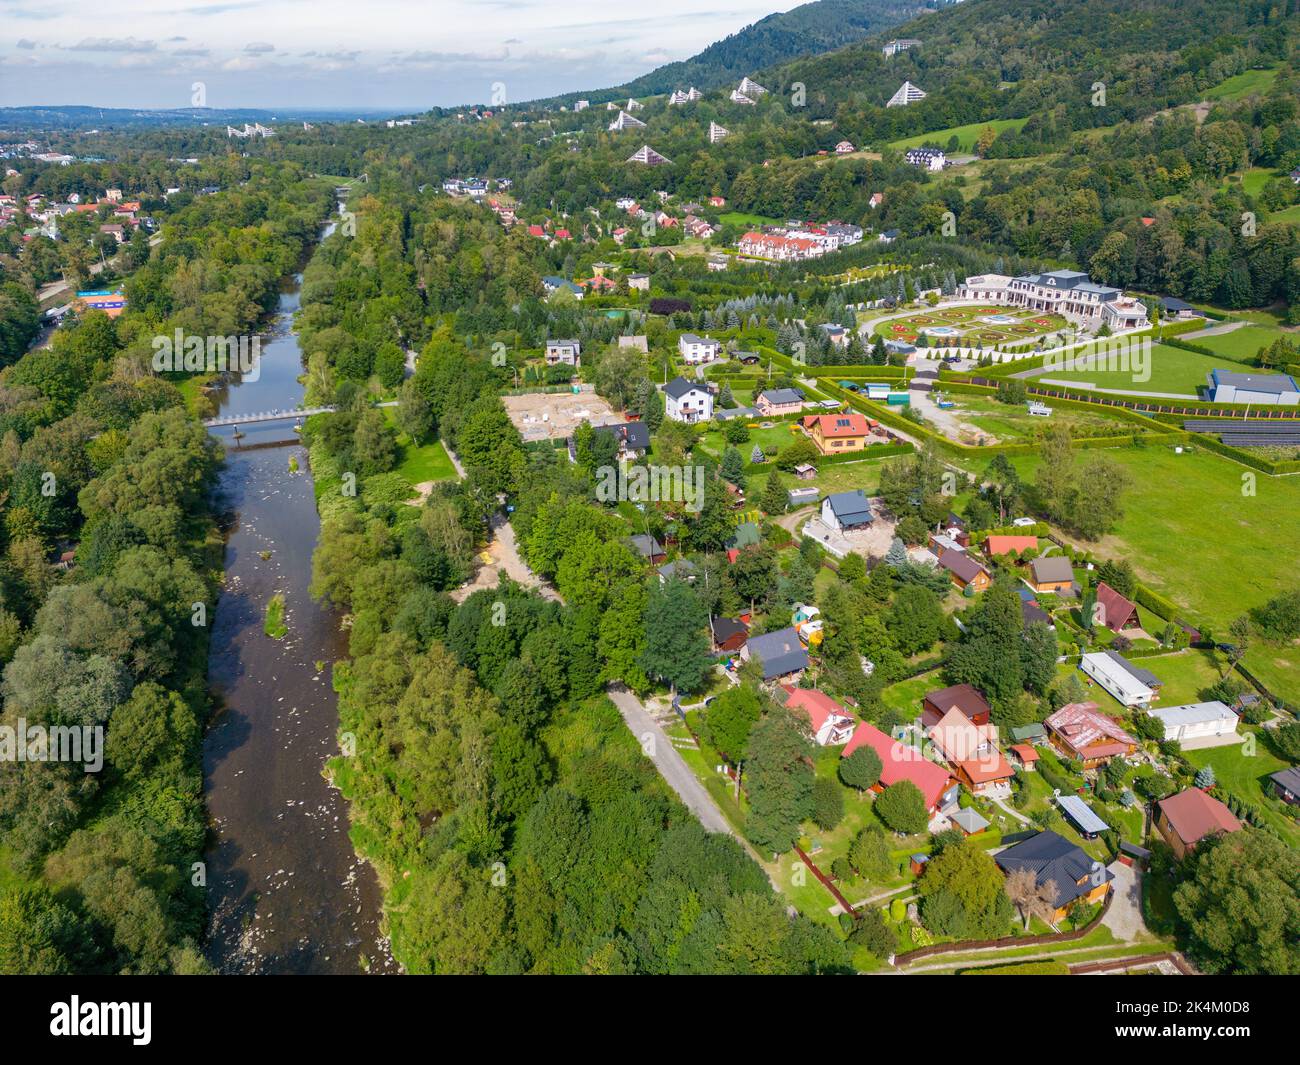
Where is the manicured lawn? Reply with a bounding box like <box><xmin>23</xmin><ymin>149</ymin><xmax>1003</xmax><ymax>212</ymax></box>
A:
<box><xmin>1184</xmin><ymin>734</ymin><xmax>1300</xmax><ymax>845</ymax></box>
<box><xmin>1192</xmin><ymin>323</ymin><xmax>1294</xmax><ymax>363</ymax></box>
<box><xmin>1035</xmin><ymin>342</ymin><xmax>1237</xmax><ymax>396</ymax></box>
<box><xmin>880</xmin><ymin>670</ymin><xmax>941</xmax><ymax>717</ymax></box>
<box><xmin>719</xmin><ymin>210</ymin><xmax>784</xmax><ymax>228</ymax></box>
<box><xmin>396</xmin><ymin>436</ymin><xmax>456</xmax><ymax>485</ymax></box>
<box><xmin>940</xmin><ymin>393</ymin><xmax>1144</xmax><ymax>443</ymax></box>
<box><xmin>889</xmin><ymin>118</ymin><xmax>1030</xmax><ymax>152</ymax></box>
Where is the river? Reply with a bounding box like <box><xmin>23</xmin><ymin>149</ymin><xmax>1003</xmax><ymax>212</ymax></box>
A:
<box><xmin>201</xmin><ymin>217</ymin><xmax>396</xmax><ymax>974</ymax></box>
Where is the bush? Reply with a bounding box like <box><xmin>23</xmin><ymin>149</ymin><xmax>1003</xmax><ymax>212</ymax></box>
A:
<box><xmin>812</xmin><ymin>777</ymin><xmax>845</xmax><ymax>830</ymax></box>
<box><xmin>849</xmin><ymin>907</ymin><xmax>897</xmax><ymax>959</ymax></box>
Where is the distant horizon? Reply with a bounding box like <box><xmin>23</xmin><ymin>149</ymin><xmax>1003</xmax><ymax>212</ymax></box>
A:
<box><xmin>0</xmin><ymin>1</ymin><xmax>806</xmax><ymax>111</ymax></box>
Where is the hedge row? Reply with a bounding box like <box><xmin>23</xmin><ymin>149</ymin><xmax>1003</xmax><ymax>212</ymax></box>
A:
<box><xmin>934</xmin><ymin>380</ymin><xmax>1164</xmax><ymax>431</ymax></box>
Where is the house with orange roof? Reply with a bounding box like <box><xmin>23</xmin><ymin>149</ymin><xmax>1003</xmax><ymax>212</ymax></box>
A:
<box><xmin>780</xmin><ymin>686</ymin><xmax>856</xmax><ymax>746</ymax></box>
<box><xmin>1044</xmin><ymin>701</ymin><xmax>1137</xmax><ymax>768</ymax></box>
<box><xmin>983</xmin><ymin>534</ymin><xmax>1038</xmax><ymax>558</ymax></box>
<box><xmin>841</xmin><ymin>723</ymin><xmax>958</xmax><ymax>816</ymax></box>
<box><xmin>928</xmin><ymin>708</ymin><xmax>1015</xmax><ymax>797</ymax></box>
<box><xmin>801</xmin><ymin>412</ymin><xmax>871</xmax><ymax>455</ymax></box>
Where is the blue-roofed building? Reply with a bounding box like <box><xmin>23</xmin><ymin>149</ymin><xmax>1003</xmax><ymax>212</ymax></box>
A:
<box><xmin>741</xmin><ymin>627</ymin><xmax>809</xmax><ymax>681</ymax></box>
<box><xmin>820</xmin><ymin>490</ymin><xmax>874</xmax><ymax>532</ymax></box>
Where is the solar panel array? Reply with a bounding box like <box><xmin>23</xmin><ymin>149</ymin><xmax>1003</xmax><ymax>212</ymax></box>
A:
<box><xmin>1183</xmin><ymin>419</ymin><xmax>1300</xmax><ymax>448</ymax></box>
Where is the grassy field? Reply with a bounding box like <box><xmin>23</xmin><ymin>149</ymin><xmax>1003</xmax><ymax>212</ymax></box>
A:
<box><xmin>395</xmin><ymin>436</ymin><xmax>456</xmax><ymax>485</ymax></box>
<box><xmin>1191</xmin><ymin>323</ymin><xmax>1294</xmax><ymax>362</ymax></box>
<box><xmin>992</xmin><ymin>444</ymin><xmax>1300</xmax><ymax>702</ymax></box>
<box><xmin>889</xmin><ymin>118</ymin><xmax>1030</xmax><ymax>152</ymax></box>
<box><xmin>719</xmin><ymin>210</ymin><xmax>785</xmax><ymax>228</ymax></box>
<box><xmin>1203</xmin><ymin>66</ymin><xmax>1280</xmax><ymax>102</ymax></box>
<box><xmin>1184</xmin><ymin>735</ymin><xmax>1299</xmax><ymax>845</ymax></box>
<box><xmin>940</xmin><ymin>393</ymin><xmax>1147</xmax><ymax>444</ymax></box>
<box><xmin>1033</xmin><ymin>342</ymin><xmax>1237</xmax><ymax>396</ymax></box>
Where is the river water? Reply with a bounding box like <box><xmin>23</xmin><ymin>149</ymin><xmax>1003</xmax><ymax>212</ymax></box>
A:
<box><xmin>201</xmin><ymin>219</ymin><xmax>396</xmax><ymax>974</ymax></box>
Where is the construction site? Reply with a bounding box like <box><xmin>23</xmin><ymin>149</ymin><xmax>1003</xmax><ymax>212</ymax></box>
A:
<box><xmin>502</xmin><ymin>387</ymin><xmax>621</xmax><ymax>442</ymax></box>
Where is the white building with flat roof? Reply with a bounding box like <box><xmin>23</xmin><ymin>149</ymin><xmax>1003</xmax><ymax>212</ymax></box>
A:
<box><xmin>1147</xmin><ymin>702</ymin><xmax>1239</xmax><ymax>746</ymax></box>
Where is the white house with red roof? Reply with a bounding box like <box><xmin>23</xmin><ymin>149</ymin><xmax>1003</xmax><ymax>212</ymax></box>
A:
<box><xmin>781</xmin><ymin>687</ymin><xmax>856</xmax><ymax>746</ymax></box>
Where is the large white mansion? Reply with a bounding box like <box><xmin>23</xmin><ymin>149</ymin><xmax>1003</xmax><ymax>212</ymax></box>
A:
<box><xmin>958</xmin><ymin>270</ymin><xmax>1150</xmax><ymax>332</ymax></box>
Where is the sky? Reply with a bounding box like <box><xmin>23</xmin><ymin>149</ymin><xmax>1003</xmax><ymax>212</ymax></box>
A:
<box><xmin>0</xmin><ymin>0</ymin><xmax>804</xmax><ymax>111</ymax></box>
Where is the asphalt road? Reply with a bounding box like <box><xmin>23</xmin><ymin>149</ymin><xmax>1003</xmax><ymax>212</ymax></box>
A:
<box><xmin>606</xmin><ymin>686</ymin><xmax>735</xmax><ymax>837</ymax></box>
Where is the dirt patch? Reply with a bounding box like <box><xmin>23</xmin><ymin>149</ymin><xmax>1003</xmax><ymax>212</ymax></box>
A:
<box><xmin>502</xmin><ymin>390</ymin><xmax>620</xmax><ymax>442</ymax></box>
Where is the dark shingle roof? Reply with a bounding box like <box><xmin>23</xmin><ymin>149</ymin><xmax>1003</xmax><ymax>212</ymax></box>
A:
<box><xmin>663</xmin><ymin>375</ymin><xmax>704</xmax><ymax>400</ymax></box>
<box><xmin>746</xmin><ymin>627</ymin><xmax>809</xmax><ymax>679</ymax></box>
<box><xmin>994</xmin><ymin>830</ymin><xmax>1112</xmax><ymax>908</ymax></box>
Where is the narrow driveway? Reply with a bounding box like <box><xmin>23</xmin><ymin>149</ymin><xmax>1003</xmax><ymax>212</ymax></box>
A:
<box><xmin>607</xmin><ymin>686</ymin><xmax>734</xmax><ymax>837</ymax></box>
<box><xmin>1101</xmin><ymin>858</ymin><xmax>1148</xmax><ymax>942</ymax></box>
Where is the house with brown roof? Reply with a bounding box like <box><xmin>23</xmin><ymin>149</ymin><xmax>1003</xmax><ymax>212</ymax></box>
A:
<box><xmin>1028</xmin><ymin>555</ymin><xmax>1074</xmax><ymax>594</ymax></box>
<box><xmin>1044</xmin><ymin>701</ymin><xmax>1137</xmax><ymax>768</ymax></box>
<box><xmin>936</xmin><ymin>547</ymin><xmax>991</xmax><ymax>592</ymax></box>
<box><xmin>710</xmin><ymin>616</ymin><xmax>748</xmax><ymax>653</ymax></box>
<box><xmin>922</xmin><ymin>683</ymin><xmax>991</xmax><ymax>729</ymax></box>
<box><xmin>1155</xmin><ymin>788</ymin><xmax>1242</xmax><ymax>860</ymax></box>
<box><xmin>1094</xmin><ymin>580</ymin><xmax>1138</xmax><ymax>632</ymax></box>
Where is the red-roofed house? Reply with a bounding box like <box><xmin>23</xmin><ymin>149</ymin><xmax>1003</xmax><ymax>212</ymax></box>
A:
<box><xmin>1094</xmin><ymin>581</ymin><xmax>1138</xmax><ymax>632</ymax></box>
<box><xmin>1009</xmin><ymin>744</ymin><xmax>1039</xmax><ymax>770</ymax></box>
<box><xmin>983</xmin><ymin>535</ymin><xmax>1039</xmax><ymax>558</ymax></box>
<box><xmin>781</xmin><ymin>687</ymin><xmax>856</xmax><ymax>747</ymax></box>
<box><xmin>922</xmin><ymin>683</ymin><xmax>991</xmax><ymax>729</ymax></box>
<box><xmin>1155</xmin><ymin>788</ymin><xmax>1242</xmax><ymax>859</ymax></box>
<box><xmin>1045</xmin><ymin>702</ymin><xmax>1137</xmax><ymax>767</ymax></box>
<box><xmin>841</xmin><ymin>723</ymin><xmax>957</xmax><ymax>815</ymax></box>
<box><xmin>528</xmin><ymin>224</ymin><xmax>545</xmax><ymax>237</ymax></box>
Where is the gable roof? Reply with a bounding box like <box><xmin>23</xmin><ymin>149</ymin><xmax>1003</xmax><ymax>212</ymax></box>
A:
<box><xmin>663</xmin><ymin>375</ymin><xmax>706</xmax><ymax>400</ymax></box>
<box><xmin>938</xmin><ymin>549</ymin><xmax>989</xmax><ymax>585</ymax></box>
<box><xmin>950</xmin><ymin>807</ymin><xmax>990</xmax><ymax>834</ymax></box>
<box><xmin>803</xmin><ymin>413</ymin><xmax>869</xmax><ymax>438</ymax></box>
<box><xmin>1030</xmin><ymin>555</ymin><xmax>1074</xmax><ymax>584</ymax></box>
<box><xmin>840</xmin><ymin>723</ymin><xmax>952</xmax><ymax>809</ymax></box>
<box><xmin>758</xmin><ymin>387</ymin><xmax>805</xmax><ymax>406</ymax></box>
<box><xmin>995</xmin><ymin>830</ymin><xmax>1111</xmax><ymax>908</ymax></box>
<box><xmin>782</xmin><ymin>687</ymin><xmax>853</xmax><ymax>734</ymax></box>
<box><xmin>710</xmin><ymin>616</ymin><xmax>748</xmax><ymax>644</ymax></box>
<box><xmin>823</xmin><ymin>490</ymin><xmax>873</xmax><ymax>525</ymax></box>
<box><xmin>924</xmin><ymin>683</ymin><xmax>992</xmax><ymax>722</ymax></box>
<box><xmin>746</xmin><ymin>627</ymin><xmax>809</xmax><ymax>679</ymax></box>
<box><xmin>593</xmin><ymin>421</ymin><xmax>650</xmax><ymax>451</ymax></box>
<box><xmin>1101</xmin><ymin>649</ymin><xmax>1161</xmax><ymax>687</ymax></box>
<box><xmin>1157</xmin><ymin>788</ymin><xmax>1242</xmax><ymax>847</ymax></box>
<box><xmin>985</xmin><ymin>535</ymin><xmax>1038</xmax><ymax>556</ymax></box>
<box><xmin>1270</xmin><ymin>766</ymin><xmax>1300</xmax><ymax>795</ymax></box>
<box><xmin>1095</xmin><ymin>581</ymin><xmax>1138</xmax><ymax>630</ymax></box>
<box><xmin>1045</xmin><ymin>702</ymin><xmax>1137</xmax><ymax>758</ymax></box>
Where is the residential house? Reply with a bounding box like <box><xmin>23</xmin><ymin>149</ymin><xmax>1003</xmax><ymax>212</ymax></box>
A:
<box><xmin>545</xmin><ymin>338</ymin><xmax>581</xmax><ymax>365</ymax></box>
<box><xmin>869</xmin><ymin>192</ymin><xmax>884</xmax><ymax>209</ymax></box>
<box><xmin>628</xmin><ymin>534</ymin><xmax>666</xmax><ymax>564</ymax></box>
<box><xmin>710</xmin><ymin>616</ymin><xmax>749</xmax><ymax>654</ymax></box>
<box><xmin>1146</xmin><ymin>701</ymin><xmax>1239</xmax><ymax>746</ymax></box>
<box><xmin>922</xmin><ymin>683</ymin><xmax>992</xmax><ymax>729</ymax></box>
<box><xmin>583</xmin><ymin>421</ymin><xmax>650</xmax><ymax>462</ymax></box>
<box><xmin>781</xmin><ymin>687</ymin><xmax>857</xmax><ymax>746</ymax></box>
<box><xmin>1044</xmin><ymin>702</ymin><xmax>1138</xmax><ymax>767</ymax></box>
<box><xmin>738</xmin><ymin>231</ymin><xmax>823</xmax><ymax>261</ymax></box>
<box><xmin>1156</xmin><ymin>789</ymin><xmax>1242</xmax><ymax>860</ymax></box>
<box><xmin>1094</xmin><ymin>581</ymin><xmax>1139</xmax><ymax>632</ymax></box>
<box><xmin>741</xmin><ymin>627</ymin><xmax>809</xmax><ymax>682</ymax></box>
<box><xmin>935</xmin><ymin>544</ymin><xmax>991</xmax><ymax>592</ymax></box>
<box><xmin>755</xmin><ymin>387</ymin><xmax>805</xmax><ymax>416</ymax></box>
<box><xmin>1269</xmin><ymin>766</ymin><xmax>1300</xmax><ymax>806</ymax></box>
<box><xmin>678</xmin><ymin>333</ymin><xmax>721</xmax><ymax>363</ymax></box>
<box><xmin>662</xmin><ymin>377</ymin><xmax>714</xmax><ymax>423</ymax></box>
<box><xmin>928</xmin><ymin>708</ymin><xmax>1014</xmax><ymax>798</ymax></box>
<box><xmin>820</xmin><ymin>323</ymin><xmax>849</xmax><ymax>348</ymax></box>
<box><xmin>995</xmin><ymin>831</ymin><xmax>1112</xmax><ymax>922</ymax></box>
<box><xmin>1159</xmin><ymin>297</ymin><xmax>1203</xmax><ymax>321</ymax></box>
<box><xmin>984</xmin><ymin>535</ymin><xmax>1038</xmax><ymax>558</ymax></box>
<box><xmin>820</xmin><ymin>490</ymin><xmax>874</xmax><ymax>533</ymax></box>
<box><xmin>627</xmin><ymin>273</ymin><xmax>650</xmax><ymax>291</ymax></box>
<box><xmin>835</xmin><ymin>140</ymin><xmax>855</xmax><ymax>154</ymax></box>
<box><xmin>957</xmin><ymin>270</ymin><xmax>1150</xmax><ymax>332</ymax></box>
<box><xmin>1057</xmin><ymin>794</ymin><xmax>1109</xmax><ymax>839</ymax></box>
<box><xmin>658</xmin><ymin>559</ymin><xmax>696</xmax><ymax>584</ymax></box>
<box><xmin>878</xmin><ymin>229</ymin><xmax>900</xmax><ymax>244</ymax></box>
<box><xmin>840</xmin><ymin>723</ymin><xmax>958</xmax><ymax>817</ymax></box>
<box><xmin>802</xmin><ymin>412</ymin><xmax>870</xmax><ymax>455</ymax></box>
<box><xmin>1028</xmin><ymin>555</ymin><xmax>1074</xmax><ymax>594</ymax></box>
<box><xmin>1080</xmin><ymin>651</ymin><xmax>1160</xmax><ymax>709</ymax></box>
<box><xmin>542</xmin><ymin>275</ymin><xmax>583</xmax><ymax>299</ymax></box>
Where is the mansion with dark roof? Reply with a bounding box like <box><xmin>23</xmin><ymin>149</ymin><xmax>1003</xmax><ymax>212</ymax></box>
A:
<box><xmin>958</xmin><ymin>270</ymin><xmax>1150</xmax><ymax>332</ymax></box>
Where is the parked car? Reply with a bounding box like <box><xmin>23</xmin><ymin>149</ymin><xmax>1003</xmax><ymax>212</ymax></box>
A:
<box><xmin>1012</xmin><ymin>517</ymin><xmax>1036</xmax><ymax>527</ymax></box>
